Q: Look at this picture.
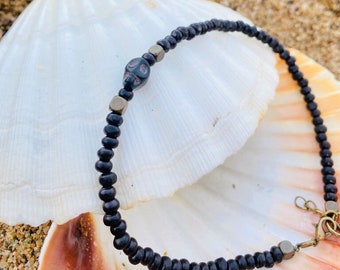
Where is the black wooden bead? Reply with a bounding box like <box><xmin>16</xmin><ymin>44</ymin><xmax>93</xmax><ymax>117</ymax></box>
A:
<box><xmin>106</xmin><ymin>113</ymin><xmax>123</xmax><ymax>126</ymax></box>
<box><xmin>97</xmin><ymin>147</ymin><xmax>114</xmax><ymax>162</ymax></box>
<box><xmin>255</xmin><ymin>30</ymin><xmax>265</xmax><ymax>41</ymax></box>
<box><xmin>102</xmin><ymin>136</ymin><xmax>119</xmax><ymax>149</ymax></box>
<box><xmin>142</xmin><ymin>247</ymin><xmax>155</xmax><ymax>266</ymax></box>
<box><xmin>191</xmin><ymin>23</ymin><xmax>202</xmax><ymax>35</ymax></box>
<box><xmin>268</xmin><ymin>38</ymin><xmax>278</xmax><ymax>48</ymax></box>
<box><xmin>307</xmin><ymin>101</ymin><xmax>318</xmax><ymax>111</ymax></box>
<box><xmin>123</xmin><ymin>237</ymin><xmax>138</xmax><ymax>256</ymax></box>
<box><xmin>273</xmin><ymin>44</ymin><xmax>284</xmax><ymax>53</ymax></box>
<box><xmin>322</xmin><ymin>166</ymin><xmax>335</xmax><ymax>175</ymax></box>
<box><xmin>286</xmin><ymin>56</ymin><xmax>296</xmax><ymax>66</ymax></box>
<box><xmin>95</xmin><ymin>160</ymin><xmax>113</xmax><ymax>173</ymax></box>
<box><xmin>320</xmin><ymin>149</ymin><xmax>332</xmax><ymax>158</ymax></box>
<box><xmin>110</xmin><ymin>220</ymin><xmax>126</xmax><ymax>237</ymax></box>
<box><xmin>180</xmin><ymin>259</ymin><xmax>190</xmax><ymax>270</ymax></box>
<box><xmin>298</xmin><ymin>78</ymin><xmax>308</xmax><ymax>87</ymax></box>
<box><xmin>225</xmin><ymin>21</ymin><xmax>237</xmax><ymax>32</ymax></box>
<box><xmin>205</xmin><ymin>20</ymin><xmax>215</xmax><ymax>31</ymax></box>
<box><xmin>99</xmin><ymin>172</ymin><xmax>117</xmax><ymax>187</ymax></box>
<box><xmin>263</xmin><ymin>251</ymin><xmax>274</xmax><ymax>268</ymax></box>
<box><xmin>99</xmin><ymin>187</ymin><xmax>116</xmax><ymax>202</ymax></box>
<box><xmin>270</xmin><ymin>246</ymin><xmax>283</xmax><ymax>263</ymax></box>
<box><xmin>242</xmin><ymin>25</ymin><xmax>252</xmax><ymax>36</ymax></box>
<box><xmin>171</xmin><ymin>259</ymin><xmax>182</xmax><ymax>270</ymax></box>
<box><xmin>279</xmin><ymin>50</ymin><xmax>290</xmax><ymax>60</ymax></box>
<box><xmin>142</xmin><ymin>52</ymin><xmax>156</xmax><ymax>66</ymax></box>
<box><xmin>316</xmin><ymin>133</ymin><xmax>327</xmax><ymax>143</ymax></box>
<box><xmin>187</xmin><ymin>26</ymin><xmax>197</xmax><ymax>40</ymax></box>
<box><xmin>311</xmin><ymin>108</ymin><xmax>321</xmax><ymax>117</ymax></box>
<box><xmin>254</xmin><ymin>252</ymin><xmax>265</xmax><ymax>268</ymax></box>
<box><xmin>300</xmin><ymin>86</ymin><xmax>311</xmax><ymax>95</ymax></box>
<box><xmin>288</xmin><ymin>65</ymin><xmax>298</xmax><ymax>74</ymax></box>
<box><xmin>304</xmin><ymin>93</ymin><xmax>315</xmax><ymax>102</ymax></box>
<box><xmin>113</xmin><ymin>233</ymin><xmax>130</xmax><ymax>250</ymax></box>
<box><xmin>321</xmin><ymin>157</ymin><xmax>334</xmax><ymax>167</ymax></box>
<box><xmin>103</xmin><ymin>198</ymin><xmax>120</xmax><ymax>214</ymax></box>
<box><xmin>207</xmin><ymin>261</ymin><xmax>218</xmax><ymax>270</ymax></box>
<box><xmin>320</xmin><ymin>140</ymin><xmax>331</xmax><ymax>149</ymax></box>
<box><xmin>150</xmin><ymin>253</ymin><xmax>162</xmax><ymax>270</ymax></box>
<box><xmin>324</xmin><ymin>192</ymin><xmax>337</xmax><ymax>202</ymax></box>
<box><xmin>236</xmin><ymin>20</ymin><xmax>246</xmax><ymax>31</ymax></box>
<box><xmin>215</xmin><ymin>257</ymin><xmax>228</xmax><ymax>270</ymax></box>
<box><xmin>157</xmin><ymin>39</ymin><xmax>171</xmax><ymax>52</ymax></box>
<box><xmin>177</xmin><ymin>27</ymin><xmax>189</xmax><ymax>39</ymax></box>
<box><xmin>261</xmin><ymin>33</ymin><xmax>272</xmax><ymax>44</ymax></box>
<box><xmin>325</xmin><ymin>183</ymin><xmax>338</xmax><ymax>193</ymax></box>
<box><xmin>200</xmin><ymin>22</ymin><xmax>208</xmax><ymax>34</ymax></box>
<box><xmin>171</xmin><ymin>29</ymin><xmax>183</xmax><ymax>42</ymax></box>
<box><xmin>211</xmin><ymin>19</ymin><xmax>223</xmax><ymax>30</ymax></box>
<box><xmin>103</xmin><ymin>212</ymin><xmax>121</xmax><ymax>226</ymax></box>
<box><xmin>226</xmin><ymin>259</ymin><xmax>239</xmax><ymax>270</ymax></box>
<box><xmin>119</xmin><ymin>88</ymin><xmax>134</xmax><ymax>101</ymax></box>
<box><xmin>235</xmin><ymin>255</ymin><xmax>247</xmax><ymax>270</ymax></box>
<box><xmin>199</xmin><ymin>262</ymin><xmax>209</xmax><ymax>270</ymax></box>
<box><xmin>315</xmin><ymin>124</ymin><xmax>327</xmax><ymax>133</ymax></box>
<box><xmin>189</xmin><ymin>262</ymin><xmax>200</xmax><ymax>270</ymax></box>
<box><xmin>161</xmin><ymin>256</ymin><xmax>172</xmax><ymax>270</ymax></box>
<box><xmin>129</xmin><ymin>246</ymin><xmax>145</xmax><ymax>265</ymax></box>
<box><xmin>323</xmin><ymin>175</ymin><xmax>336</xmax><ymax>184</ymax></box>
<box><xmin>165</xmin><ymin>35</ymin><xmax>177</xmax><ymax>49</ymax></box>
<box><xmin>244</xmin><ymin>254</ymin><xmax>255</xmax><ymax>269</ymax></box>
<box><xmin>293</xmin><ymin>71</ymin><xmax>303</xmax><ymax>81</ymax></box>
<box><xmin>104</xmin><ymin>125</ymin><xmax>121</xmax><ymax>138</ymax></box>
<box><xmin>312</xmin><ymin>116</ymin><xmax>323</xmax><ymax>125</ymax></box>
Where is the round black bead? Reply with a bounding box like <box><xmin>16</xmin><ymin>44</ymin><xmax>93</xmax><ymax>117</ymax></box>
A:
<box><xmin>110</xmin><ymin>220</ymin><xmax>126</xmax><ymax>237</ymax></box>
<box><xmin>320</xmin><ymin>140</ymin><xmax>331</xmax><ymax>149</ymax></box>
<box><xmin>273</xmin><ymin>44</ymin><xmax>284</xmax><ymax>53</ymax></box>
<box><xmin>263</xmin><ymin>251</ymin><xmax>274</xmax><ymax>268</ymax></box>
<box><xmin>324</xmin><ymin>192</ymin><xmax>337</xmax><ymax>202</ymax></box>
<box><xmin>187</xmin><ymin>26</ymin><xmax>196</xmax><ymax>40</ymax></box>
<box><xmin>279</xmin><ymin>50</ymin><xmax>290</xmax><ymax>60</ymax></box>
<box><xmin>304</xmin><ymin>93</ymin><xmax>315</xmax><ymax>102</ymax></box>
<box><xmin>288</xmin><ymin>65</ymin><xmax>298</xmax><ymax>74</ymax></box>
<box><xmin>312</xmin><ymin>116</ymin><xmax>323</xmax><ymax>125</ymax></box>
<box><xmin>171</xmin><ymin>29</ymin><xmax>183</xmax><ymax>42</ymax></box>
<box><xmin>99</xmin><ymin>187</ymin><xmax>116</xmax><ymax>202</ymax></box>
<box><xmin>150</xmin><ymin>253</ymin><xmax>162</xmax><ymax>270</ymax></box>
<box><xmin>316</xmin><ymin>133</ymin><xmax>327</xmax><ymax>143</ymax></box>
<box><xmin>200</xmin><ymin>22</ymin><xmax>208</xmax><ymax>34</ymax></box>
<box><xmin>171</xmin><ymin>259</ymin><xmax>182</xmax><ymax>270</ymax></box>
<box><xmin>113</xmin><ymin>233</ymin><xmax>130</xmax><ymax>250</ymax></box>
<box><xmin>161</xmin><ymin>256</ymin><xmax>172</xmax><ymax>270</ymax></box>
<box><xmin>315</xmin><ymin>124</ymin><xmax>327</xmax><ymax>133</ymax></box>
<box><xmin>142</xmin><ymin>52</ymin><xmax>157</xmax><ymax>66</ymax></box>
<box><xmin>311</xmin><ymin>108</ymin><xmax>321</xmax><ymax>117</ymax></box>
<box><xmin>325</xmin><ymin>183</ymin><xmax>338</xmax><ymax>193</ymax></box>
<box><xmin>298</xmin><ymin>78</ymin><xmax>308</xmax><ymax>87</ymax></box>
<box><xmin>165</xmin><ymin>35</ymin><xmax>177</xmax><ymax>49</ymax></box>
<box><xmin>205</xmin><ymin>20</ymin><xmax>215</xmax><ymax>31</ymax></box>
<box><xmin>104</xmin><ymin>125</ymin><xmax>121</xmax><ymax>138</ymax></box>
<box><xmin>322</xmin><ymin>166</ymin><xmax>335</xmax><ymax>175</ymax></box>
<box><xmin>177</xmin><ymin>27</ymin><xmax>189</xmax><ymax>39</ymax></box>
<box><xmin>235</xmin><ymin>255</ymin><xmax>247</xmax><ymax>270</ymax></box>
<box><xmin>99</xmin><ymin>172</ymin><xmax>117</xmax><ymax>187</ymax></box>
<box><xmin>254</xmin><ymin>252</ymin><xmax>265</xmax><ymax>268</ymax></box>
<box><xmin>106</xmin><ymin>113</ymin><xmax>123</xmax><ymax>126</ymax></box>
<box><xmin>123</xmin><ymin>237</ymin><xmax>138</xmax><ymax>256</ymax></box>
<box><xmin>215</xmin><ymin>257</ymin><xmax>228</xmax><ymax>270</ymax></box>
<box><xmin>142</xmin><ymin>247</ymin><xmax>155</xmax><ymax>266</ymax></box>
<box><xmin>190</xmin><ymin>23</ymin><xmax>202</xmax><ymax>34</ymax></box>
<box><xmin>300</xmin><ymin>86</ymin><xmax>311</xmax><ymax>95</ymax></box>
<box><xmin>244</xmin><ymin>254</ymin><xmax>255</xmax><ymax>269</ymax></box>
<box><xmin>129</xmin><ymin>246</ymin><xmax>145</xmax><ymax>265</ymax></box>
<box><xmin>119</xmin><ymin>88</ymin><xmax>134</xmax><ymax>101</ymax></box>
<box><xmin>180</xmin><ymin>259</ymin><xmax>190</xmax><ymax>270</ymax></box>
<box><xmin>101</xmin><ymin>136</ymin><xmax>119</xmax><ymax>149</ymax></box>
<box><xmin>235</xmin><ymin>20</ymin><xmax>246</xmax><ymax>31</ymax></box>
<box><xmin>95</xmin><ymin>160</ymin><xmax>113</xmax><ymax>173</ymax></box>
<box><xmin>97</xmin><ymin>147</ymin><xmax>114</xmax><ymax>161</ymax></box>
<box><xmin>268</xmin><ymin>37</ymin><xmax>278</xmax><ymax>48</ymax></box>
<box><xmin>157</xmin><ymin>39</ymin><xmax>171</xmax><ymax>52</ymax></box>
<box><xmin>189</xmin><ymin>262</ymin><xmax>200</xmax><ymax>270</ymax></box>
<box><xmin>103</xmin><ymin>199</ymin><xmax>120</xmax><ymax>214</ymax></box>
<box><xmin>199</xmin><ymin>262</ymin><xmax>209</xmax><ymax>270</ymax></box>
<box><xmin>211</xmin><ymin>19</ymin><xmax>223</xmax><ymax>30</ymax></box>
<box><xmin>226</xmin><ymin>259</ymin><xmax>239</xmax><ymax>270</ymax></box>
<box><xmin>226</xmin><ymin>21</ymin><xmax>237</xmax><ymax>32</ymax></box>
<box><xmin>103</xmin><ymin>212</ymin><xmax>121</xmax><ymax>226</ymax></box>
<box><xmin>207</xmin><ymin>261</ymin><xmax>218</xmax><ymax>270</ymax></box>
<box><xmin>307</xmin><ymin>101</ymin><xmax>318</xmax><ymax>111</ymax></box>
<box><xmin>323</xmin><ymin>175</ymin><xmax>336</xmax><ymax>184</ymax></box>
<box><xmin>320</xmin><ymin>149</ymin><xmax>332</xmax><ymax>158</ymax></box>
<box><xmin>293</xmin><ymin>71</ymin><xmax>304</xmax><ymax>81</ymax></box>
<box><xmin>285</xmin><ymin>56</ymin><xmax>296</xmax><ymax>66</ymax></box>
<box><xmin>321</xmin><ymin>157</ymin><xmax>334</xmax><ymax>167</ymax></box>
<box><xmin>270</xmin><ymin>246</ymin><xmax>283</xmax><ymax>263</ymax></box>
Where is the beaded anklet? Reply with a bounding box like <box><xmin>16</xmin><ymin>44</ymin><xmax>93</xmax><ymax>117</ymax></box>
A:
<box><xmin>95</xmin><ymin>19</ymin><xmax>339</xmax><ymax>270</ymax></box>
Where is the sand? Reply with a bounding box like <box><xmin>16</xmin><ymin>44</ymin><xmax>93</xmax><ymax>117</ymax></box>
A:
<box><xmin>0</xmin><ymin>0</ymin><xmax>339</xmax><ymax>269</ymax></box>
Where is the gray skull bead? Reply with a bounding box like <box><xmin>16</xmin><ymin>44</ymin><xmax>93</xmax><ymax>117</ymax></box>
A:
<box><xmin>123</xmin><ymin>57</ymin><xmax>150</xmax><ymax>91</ymax></box>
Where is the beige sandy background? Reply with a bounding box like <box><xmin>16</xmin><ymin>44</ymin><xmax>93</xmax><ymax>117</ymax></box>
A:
<box><xmin>0</xmin><ymin>0</ymin><xmax>339</xmax><ymax>269</ymax></box>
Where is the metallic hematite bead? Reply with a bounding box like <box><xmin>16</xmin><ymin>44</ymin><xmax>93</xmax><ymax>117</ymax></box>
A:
<box><xmin>278</xmin><ymin>240</ymin><xmax>296</xmax><ymax>260</ymax></box>
<box><xmin>148</xmin><ymin>44</ymin><xmax>165</xmax><ymax>62</ymax></box>
<box><xmin>109</xmin><ymin>96</ymin><xmax>128</xmax><ymax>115</ymax></box>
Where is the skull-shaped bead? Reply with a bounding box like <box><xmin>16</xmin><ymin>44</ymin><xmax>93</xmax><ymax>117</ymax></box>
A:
<box><xmin>123</xmin><ymin>57</ymin><xmax>151</xmax><ymax>91</ymax></box>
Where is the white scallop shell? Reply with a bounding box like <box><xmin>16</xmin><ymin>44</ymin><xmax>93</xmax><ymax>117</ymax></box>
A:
<box><xmin>38</xmin><ymin>50</ymin><xmax>340</xmax><ymax>270</ymax></box>
<box><xmin>0</xmin><ymin>0</ymin><xmax>278</xmax><ymax>225</ymax></box>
